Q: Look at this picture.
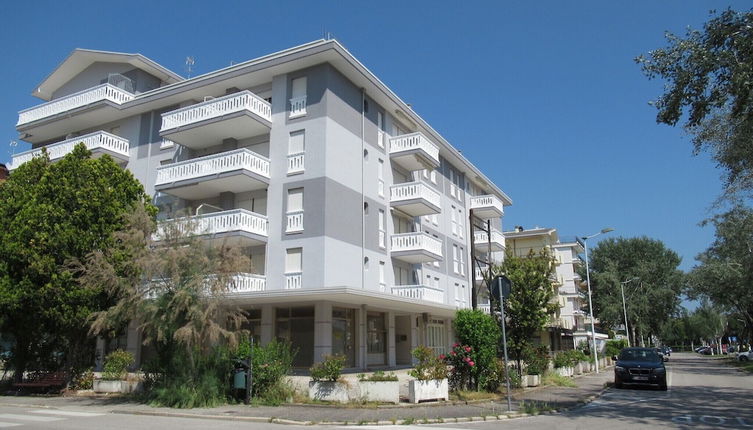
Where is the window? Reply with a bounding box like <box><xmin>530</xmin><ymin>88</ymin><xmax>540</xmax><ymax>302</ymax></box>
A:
<box><xmin>290</xmin><ymin>77</ymin><xmax>307</xmax><ymax>118</ymax></box>
<box><xmin>379</xmin><ymin>262</ymin><xmax>386</xmax><ymax>291</ymax></box>
<box><xmin>451</xmin><ymin>205</ymin><xmax>458</xmax><ymax>236</ymax></box>
<box><xmin>378</xmin><ymin>159</ymin><xmax>384</xmax><ymax>198</ymax></box>
<box><xmin>432</xmin><ymin>214</ymin><xmax>439</xmax><ymax>226</ymax></box>
<box><xmin>459</xmin><ymin>246</ymin><xmax>466</xmax><ymax>276</ymax></box>
<box><xmin>286</xmin><ymin>188</ymin><xmax>304</xmax><ymax>233</ymax></box>
<box><xmin>377</xmin><ymin>111</ymin><xmax>385</xmax><ymax>148</ymax></box>
<box><xmin>430</xmin><ymin>170</ymin><xmax>437</xmax><ymax>184</ymax></box>
<box><xmin>367</xmin><ymin>313</ymin><xmax>386</xmax><ymax>354</ymax></box>
<box><xmin>378</xmin><ymin>209</ymin><xmax>386</xmax><ymax>249</ymax></box>
<box><xmin>449</xmin><ymin>170</ymin><xmax>456</xmax><ymax>198</ymax></box>
<box><xmin>457</xmin><ymin>208</ymin><xmax>464</xmax><ymax>239</ymax></box>
<box><xmin>288</xmin><ymin>130</ymin><xmax>305</xmax><ymax>174</ymax></box>
<box><xmin>453</xmin><ymin>244</ymin><xmax>459</xmax><ymax>274</ymax></box>
<box><xmin>285</xmin><ymin>248</ymin><xmax>302</xmax><ymax>289</ymax></box>
<box><xmin>455</xmin><ymin>284</ymin><xmax>467</xmax><ymax>308</ymax></box>
<box><xmin>427</xmin><ymin>319</ymin><xmax>446</xmax><ymax>355</ymax></box>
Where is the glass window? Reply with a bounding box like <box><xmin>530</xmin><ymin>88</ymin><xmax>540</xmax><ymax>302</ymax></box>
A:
<box><xmin>289</xmin><ymin>130</ymin><xmax>305</xmax><ymax>154</ymax></box>
<box><xmin>285</xmin><ymin>248</ymin><xmax>302</xmax><ymax>273</ymax></box>
<box><xmin>367</xmin><ymin>313</ymin><xmax>386</xmax><ymax>354</ymax></box>
<box><xmin>287</xmin><ymin>188</ymin><xmax>303</xmax><ymax>212</ymax></box>
<box><xmin>291</xmin><ymin>77</ymin><xmax>307</xmax><ymax>99</ymax></box>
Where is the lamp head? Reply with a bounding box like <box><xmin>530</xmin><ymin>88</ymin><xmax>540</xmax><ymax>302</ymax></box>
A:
<box><xmin>601</xmin><ymin>228</ymin><xmax>615</xmax><ymax>234</ymax></box>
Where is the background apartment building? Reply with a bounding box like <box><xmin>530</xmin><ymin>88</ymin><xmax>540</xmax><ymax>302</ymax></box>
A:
<box><xmin>10</xmin><ymin>40</ymin><xmax>512</xmax><ymax>370</ymax></box>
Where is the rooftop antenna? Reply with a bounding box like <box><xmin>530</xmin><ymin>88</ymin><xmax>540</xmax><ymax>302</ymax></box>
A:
<box><xmin>185</xmin><ymin>56</ymin><xmax>195</xmax><ymax>78</ymax></box>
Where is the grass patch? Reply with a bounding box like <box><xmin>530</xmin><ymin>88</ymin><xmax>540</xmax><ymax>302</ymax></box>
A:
<box><xmin>520</xmin><ymin>400</ymin><xmax>554</xmax><ymax>415</ymax></box>
<box><xmin>450</xmin><ymin>390</ymin><xmax>500</xmax><ymax>401</ymax></box>
<box><xmin>541</xmin><ymin>371</ymin><xmax>577</xmax><ymax>388</ymax></box>
<box><xmin>726</xmin><ymin>358</ymin><xmax>753</xmax><ymax>373</ymax></box>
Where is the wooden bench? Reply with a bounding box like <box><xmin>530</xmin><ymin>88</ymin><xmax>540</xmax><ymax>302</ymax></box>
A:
<box><xmin>13</xmin><ymin>371</ymin><xmax>68</xmax><ymax>393</ymax></box>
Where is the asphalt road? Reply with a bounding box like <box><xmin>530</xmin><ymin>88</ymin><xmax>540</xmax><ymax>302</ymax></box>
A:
<box><xmin>0</xmin><ymin>353</ymin><xmax>750</xmax><ymax>429</ymax></box>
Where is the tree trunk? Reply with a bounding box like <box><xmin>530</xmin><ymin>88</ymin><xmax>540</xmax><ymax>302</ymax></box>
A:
<box><xmin>12</xmin><ymin>336</ymin><xmax>31</xmax><ymax>383</ymax></box>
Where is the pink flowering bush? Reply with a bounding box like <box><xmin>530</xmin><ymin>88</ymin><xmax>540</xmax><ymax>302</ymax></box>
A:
<box><xmin>444</xmin><ymin>343</ymin><xmax>476</xmax><ymax>391</ymax></box>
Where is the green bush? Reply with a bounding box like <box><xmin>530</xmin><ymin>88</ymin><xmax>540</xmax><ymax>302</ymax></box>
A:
<box><xmin>409</xmin><ymin>346</ymin><xmax>448</xmax><ymax>380</ymax></box>
<box><xmin>444</xmin><ymin>343</ymin><xmax>475</xmax><ymax>391</ymax></box>
<box><xmin>71</xmin><ymin>368</ymin><xmax>94</xmax><ymax>390</ymax></box>
<box><xmin>358</xmin><ymin>370</ymin><xmax>398</xmax><ymax>382</ymax></box>
<box><xmin>102</xmin><ymin>349</ymin><xmax>134</xmax><ymax>380</ymax></box>
<box><xmin>482</xmin><ymin>358</ymin><xmax>521</xmax><ymax>391</ymax></box>
<box><xmin>605</xmin><ymin>339</ymin><xmax>628</xmax><ymax>357</ymax></box>
<box><xmin>552</xmin><ymin>352</ymin><xmax>570</xmax><ymax>368</ymax></box>
<box><xmin>236</xmin><ymin>339</ymin><xmax>296</xmax><ymax>398</ymax></box>
<box><xmin>452</xmin><ymin>309</ymin><xmax>500</xmax><ymax>390</ymax></box>
<box><xmin>562</xmin><ymin>349</ymin><xmax>588</xmax><ymax>367</ymax></box>
<box><xmin>523</xmin><ymin>346</ymin><xmax>550</xmax><ymax>375</ymax></box>
<box><xmin>310</xmin><ymin>354</ymin><xmax>346</xmax><ymax>382</ymax></box>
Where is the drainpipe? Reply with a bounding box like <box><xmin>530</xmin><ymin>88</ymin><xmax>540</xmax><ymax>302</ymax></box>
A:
<box><xmin>361</xmin><ymin>88</ymin><xmax>366</xmax><ymax>290</ymax></box>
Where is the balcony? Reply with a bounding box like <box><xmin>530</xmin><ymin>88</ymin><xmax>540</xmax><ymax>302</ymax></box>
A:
<box><xmin>474</xmin><ymin>265</ymin><xmax>491</xmax><ymax>284</ymax></box>
<box><xmin>10</xmin><ymin>131</ymin><xmax>129</xmax><ymax>170</ymax></box>
<box><xmin>154</xmin><ymin>148</ymin><xmax>270</xmax><ymax>200</ymax></box>
<box><xmin>229</xmin><ymin>273</ymin><xmax>267</xmax><ymax>294</ymax></box>
<box><xmin>473</xmin><ymin>229</ymin><xmax>506</xmax><ymax>252</ymax></box>
<box><xmin>160</xmin><ymin>91</ymin><xmax>272</xmax><ymax>149</ymax></box>
<box><xmin>390</xmin><ymin>182</ymin><xmax>441</xmax><ymax>216</ymax></box>
<box><xmin>390</xmin><ymin>232</ymin><xmax>443</xmax><ymax>263</ymax></box>
<box><xmin>469</xmin><ymin>195</ymin><xmax>505</xmax><ymax>219</ymax></box>
<box><xmin>391</xmin><ymin>285</ymin><xmax>444</xmax><ymax>304</ymax></box>
<box><xmin>285</xmin><ymin>272</ymin><xmax>302</xmax><ymax>289</ymax></box>
<box><xmin>389</xmin><ymin>132</ymin><xmax>440</xmax><ymax>171</ymax></box>
<box><xmin>478</xmin><ymin>303</ymin><xmax>491</xmax><ymax>314</ymax></box>
<box><xmin>157</xmin><ymin>208</ymin><xmax>268</xmax><ymax>246</ymax></box>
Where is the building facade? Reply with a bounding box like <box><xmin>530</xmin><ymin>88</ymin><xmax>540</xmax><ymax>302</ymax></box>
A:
<box><xmin>10</xmin><ymin>40</ymin><xmax>512</xmax><ymax>369</ymax></box>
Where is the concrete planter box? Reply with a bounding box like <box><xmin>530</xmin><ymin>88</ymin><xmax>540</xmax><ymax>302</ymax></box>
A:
<box><xmin>308</xmin><ymin>381</ymin><xmax>349</xmax><ymax>403</ymax></box>
<box><xmin>408</xmin><ymin>379</ymin><xmax>448</xmax><ymax>403</ymax></box>
<box><xmin>93</xmin><ymin>380</ymin><xmax>141</xmax><ymax>393</ymax></box>
<box><xmin>574</xmin><ymin>362</ymin><xmax>584</xmax><ymax>375</ymax></box>
<box><xmin>525</xmin><ymin>374</ymin><xmax>541</xmax><ymax>387</ymax></box>
<box><xmin>358</xmin><ymin>381</ymin><xmax>399</xmax><ymax>404</ymax></box>
<box><xmin>554</xmin><ymin>367</ymin><xmax>573</xmax><ymax>377</ymax></box>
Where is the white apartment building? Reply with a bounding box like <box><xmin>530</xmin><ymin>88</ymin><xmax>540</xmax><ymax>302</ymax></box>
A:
<box><xmin>10</xmin><ymin>40</ymin><xmax>512</xmax><ymax>369</ymax></box>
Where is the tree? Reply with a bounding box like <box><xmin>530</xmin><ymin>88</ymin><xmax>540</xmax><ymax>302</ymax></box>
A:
<box><xmin>636</xmin><ymin>9</ymin><xmax>753</xmax><ymax>199</ymax></box>
<box><xmin>586</xmin><ymin>237</ymin><xmax>684</xmax><ymax>347</ymax></box>
<box><xmin>495</xmin><ymin>249</ymin><xmax>558</xmax><ymax>372</ymax></box>
<box><xmin>0</xmin><ymin>145</ymin><xmax>153</xmax><ymax>381</ymax></box>
<box><xmin>74</xmin><ymin>203</ymin><xmax>253</xmax><ymax>406</ymax></box>
<box><xmin>688</xmin><ymin>205</ymin><xmax>753</xmax><ymax>343</ymax></box>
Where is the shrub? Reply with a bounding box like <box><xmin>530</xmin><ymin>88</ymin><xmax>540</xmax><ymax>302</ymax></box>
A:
<box><xmin>444</xmin><ymin>343</ymin><xmax>475</xmax><ymax>391</ymax></box>
<box><xmin>452</xmin><ymin>309</ymin><xmax>500</xmax><ymax>390</ymax></box>
<box><xmin>409</xmin><ymin>346</ymin><xmax>448</xmax><ymax>380</ymax></box>
<box><xmin>102</xmin><ymin>349</ymin><xmax>134</xmax><ymax>381</ymax></box>
<box><xmin>563</xmin><ymin>349</ymin><xmax>588</xmax><ymax>367</ymax></box>
<box><xmin>71</xmin><ymin>368</ymin><xmax>94</xmax><ymax>390</ymax></box>
<box><xmin>552</xmin><ymin>352</ymin><xmax>570</xmax><ymax>369</ymax></box>
<box><xmin>358</xmin><ymin>370</ymin><xmax>398</xmax><ymax>382</ymax></box>
<box><xmin>523</xmin><ymin>346</ymin><xmax>550</xmax><ymax>376</ymax></box>
<box><xmin>605</xmin><ymin>339</ymin><xmax>628</xmax><ymax>358</ymax></box>
<box><xmin>236</xmin><ymin>339</ymin><xmax>296</xmax><ymax>398</ymax></box>
<box><xmin>310</xmin><ymin>354</ymin><xmax>346</xmax><ymax>382</ymax></box>
<box><xmin>481</xmin><ymin>358</ymin><xmax>521</xmax><ymax>391</ymax></box>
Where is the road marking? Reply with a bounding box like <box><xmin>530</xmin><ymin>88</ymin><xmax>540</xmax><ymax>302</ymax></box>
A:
<box><xmin>0</xmin><ymin>414</ymin><xmax>64</xmax><ymax>422</ymax></box>
<box><xmin>0</xmin><ymin>423</ymin><xmax>22</xmax><ymax>428</ymax></box>
<box><xmin>30</xmin><ymin>409</ymin><xmax>105</xmax><ymax>417</ymax></box>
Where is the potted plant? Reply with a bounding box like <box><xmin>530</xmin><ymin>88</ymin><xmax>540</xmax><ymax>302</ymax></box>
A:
<box><xmin>408</xmin><ymin>346</ymin><xmax>448</xmax><ymax>403</ymax></box>
<box><xmin>523</xmin><ymin>346</ymin><xmax>549</xmax><ymax>387</ymax></box>
<box><xmin>308</xmin><ymin>354</ymin><xmax>348</xmax><ymax>403</ymax></box>
<box><xmin>93</xmin><ymin>349</ymin><xmax>138</xmax><ymax>393</ymax></box>
<box><xmin>552</xmin><ymin>352</ymin><xmax>573</xmax><ymax>377</ymax></box>
<box><xmin>357</xmin><ymin>371</ymin><xmax>399</xmax><ymax>404</ymax></box>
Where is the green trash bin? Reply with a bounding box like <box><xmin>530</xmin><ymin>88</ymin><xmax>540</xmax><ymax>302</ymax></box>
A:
<box><xmin>233</xmin><ymin>369</ymin><xmax>246</xmax><ymax>389</ymax></box>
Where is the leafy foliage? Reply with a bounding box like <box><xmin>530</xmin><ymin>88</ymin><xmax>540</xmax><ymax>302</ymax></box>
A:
<box><xmin>585</xmin><ymin>237</ymin><xmax>683</xmax><ymax>347</ymax></box>
<box><xmin>444</xmin><ymin>343</ymin><xmax>475</xmax><ymax>391</ymax></box>
<box><xmin>357</xmin><ymin>370</ymin><xmax>398</xmax><ymax>382</ymax></box>
<box><xmin>452</xmin><ymin>309</ymin><xmax>500</xmax><ymax>390</ymax></box>
<box><xmin>481</xmin><ymin>358</ymin><xmax>521</xmax><ymax>391</ymax></box>
<box><xmin>102</xmin><ymin>349</ymin><xmax>134</xmax><ymax>381</ymax></box>
<box><xmin>236</xmin><ymin>338</ymin><xmax>296</xmax><ymax>398</ymax></box>
<box><xmin>0</xmin><ymin>144</ymin><xmax>154</xmax><ymax>380</ymax></box>
<box><xmin>636</xmin><ymin>9</ymin><xmax>753</xmax><ymax>199</ymax></box>
<box><xmin>604</xmin><ymin>339</ymin><xmax>628</xmax><ymax>358</ymax></box>
<box><xmin>496</xmin><ymin>249</ymin><xmax>557</xmax><ymax>371</ymax></box>
<box><xmin>310</xmin><ymin>354</ymin><xmax>346</xmax><ymax>382</ymax></box>
<box><xmin>522</xmin><ymin>345</ymin><xmax>550</xmax><ymax>376</ymax></box>
<box><xmin>408</xmin><ymin>346</ymin><xmax>448</xmax><ymax>381</ymax></box>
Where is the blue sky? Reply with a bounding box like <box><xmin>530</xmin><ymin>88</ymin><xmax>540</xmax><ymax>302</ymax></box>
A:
<box><xmin>0</xmin><ymin>1</ymin><xmax>748</xmax><ymax>277</ymax></box>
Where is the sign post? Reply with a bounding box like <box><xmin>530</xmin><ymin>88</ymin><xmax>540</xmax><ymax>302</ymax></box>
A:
<box><xmin>492</xmin><ymin>275</ymin><xmax>513</xmax><ymax>412</ymax></box>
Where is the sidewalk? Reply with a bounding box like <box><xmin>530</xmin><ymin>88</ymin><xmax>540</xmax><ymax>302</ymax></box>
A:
<box><xmin>0</xmin><ymin>369</ymin><xmax>614</xmax><ymax>425</ymax></box>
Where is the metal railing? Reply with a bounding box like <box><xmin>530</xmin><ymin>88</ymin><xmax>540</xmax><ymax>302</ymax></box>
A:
<box><xmin>157</xmin><ymin>209</ymin><xmax>268</xmax><ymax>239</ymax></box>
<box><xmin>388</xmin><ymin>132</ymin><xmax>440</xmax><ymax>164</ymax></box>
<box><xmin>390</xmin><ymin>232</ymin><xmax>443</xmax><ymax>257</ymax></box>
<box><xmin>155</xmin><ymin>148</ymin><xmax>270</xmax><ymax>185</ymax></box>
<box><xmin>161</xmin><ymin>90</ymin><xmax>271</xmax><ymax>131</ymax></box>
<box><xmin>10</xmin><ymin>131</ymin><xmax>129</xmax><ymax>170</ymax></box>
<box><xmin>287</xmin><ymin>152</ymin><xmax>305</xmax><ymax>174</ymax></box>
<box><xmin>286</xmin><ymin>211</ymin><xmax>304</xmax><ymax>233</ymax></box>
<box><xmin>390</xmin><ymin>181</ymin><xmax>441</xmax><ymax>208</ymax></box>
<box><xmin>289</xmin><ymin>96</ymin><xmax>307</xmax><ymax>118</ymax></box>
<box><xmin>285</xmin><ymin>272</ymin><xmax>302</xmax><ymax>289</ymax></box>
<box><xmin>391</xmin><ymin>285</ymin><xmax>444</xmax><ymax>304</ymax></box>
<box><xmin>17</xmin><ymin>84</ymin><xmax>134</xmax><ymax>126</ymax></box>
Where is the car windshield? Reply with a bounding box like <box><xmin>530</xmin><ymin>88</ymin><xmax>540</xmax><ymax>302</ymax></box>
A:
<box><xmin>619</xmin><ymin>349</ymin><xmax>661</xmax><ymax>362</ymax></box>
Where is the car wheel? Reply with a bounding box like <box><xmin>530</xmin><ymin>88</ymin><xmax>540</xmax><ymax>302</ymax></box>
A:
<box><xmin>614</xmin><ymin>378</ymin><xmax>622</xmax><ymax>389</ymax></box>
<box><xmin>659</xmin><ymin>378</ymin><xmax>668</xmax><ymax>391</ymax></box>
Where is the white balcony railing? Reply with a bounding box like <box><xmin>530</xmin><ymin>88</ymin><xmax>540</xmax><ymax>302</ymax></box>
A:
<box><xmin>286</xmin><ymin>211</ymin><xmax>304</xmax><ymax>233</ymax></box>
<box><xmin>469</xmin><ymin>195</ymin><xmax>505</xmax><ymax>217</ymax></box>
<box><xmin>17</xmin><ymin>84</ymin><xmax>134</xmax><ymax>126</ymax></box>
<box><xmin>10</xmin><ymin>131</ymin><xmax>129</xmax><ymax>170</ymax></box>
<box><xmin>289</xmin><ymin>96</ymin><xmax>307</xmax><ymax>118</ymax></box>
<box><xmin>158</xmin><ymin>209</ymin><xmax>268</xmax><ymax>239</ymax></box>
<box><xmin>231</xmin><ymin>273</ymin><xmax>267</xmax><ymax>294</ymax></box>
<box><xmin>390</xmin><ymin>182</ymin><xmax>441</xmax><ymax>208</ymax></box>
<box><xmin>390</xmin><ymin>232</ymin><xmax>443</xmax><ymax>257</ymax></box>
<box><xmin>473</xmin><ymin>229</ymin><xmax>506</xmax><ymax>248</ymax></box>
<box><xmin>389</xmin><ymin>132</ymin><xmax>440</xmax><ymax>164</ymax></box>
<box><xmin>155</xmin><ymin>148</ymin><xmax>270</xmax><ymax>186</ymax></box>
<box><xmin>160</xmin><ymin>91</ymin><xmax>272</xmax><ymax>132</ymax></box>
<box><xmin>392</xmin><ymin>285</ymin><xmax>444</xmax><ymax>304</ymax></box>
<box><xmin>479</xmin><ymin>303</ymin><xmax>491</xmax><ymax>314</ymax></box>
<box><xmin>285</xmin><ymin>272</ymin><xmax>302</xmax><ymax>289</ymax></box>
<box><xmin>287</xmin><ymin>152</ymin><xmax>305</xmax><ymax>174</ymax></box>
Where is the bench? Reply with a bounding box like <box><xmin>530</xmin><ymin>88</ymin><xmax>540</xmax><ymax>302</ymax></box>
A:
<box><xmin>13</xmin><ymin>371</ymin><xmax>68</xmax><ymax>393</ymax></box>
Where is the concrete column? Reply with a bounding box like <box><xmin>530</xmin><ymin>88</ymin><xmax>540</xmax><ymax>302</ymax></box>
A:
<box><xmin>357</xmin><ymin>305</ymin><xmax>367</xmax><ymax>369</ymax></box>
<box><xmin>314</xmin><ymin>302</ymin><xmax>333</xmax><ymax>363</ymax></box>
<box><xmin>410</xmin><ymin>313</ymin><xmax>419</xmax><ymax>366</ymax></box>
<box><xmin>260</xmin><ymin>304</ymin><xmax>274</xmax><ymax>345</ymax></box>
<box><xmin>387</xmin><ymin>312</ymin><xmax>396</xmax><ymax>367</ymax></box>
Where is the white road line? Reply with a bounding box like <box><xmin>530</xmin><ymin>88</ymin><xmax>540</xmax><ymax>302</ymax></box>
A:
<box><xmin>0</xmin><ymin>423</ymin><xmax>22</xmax><ymax>428</ymax></box>
<box><xmin>0</xmin><ymin>414</ymin><xmax>64</xmax><ymax>422</ymax></box>
<box><xmin>30</xmin><ymin>409</ymin><xmax>105</xmax><ymax>417</ymax></box>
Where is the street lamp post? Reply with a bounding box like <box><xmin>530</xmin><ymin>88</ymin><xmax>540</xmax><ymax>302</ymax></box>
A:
<box><xmin>620</xmin><ymin>278</ymin><xmax>639</xmax><ymax>347</ymax></box>
<box><xmin>582</xmin><ymin>227</ymin><xmax>614</xmax><ymax>374</ymax></box>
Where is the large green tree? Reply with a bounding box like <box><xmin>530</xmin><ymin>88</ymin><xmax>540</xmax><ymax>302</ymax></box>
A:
<box><xmin>636</xmin><ymin>9</ymin><xmax>753</xmax><ymax>199</ymax></box>
<box><xmin>0</xmin><ymin>145</ymin><xmax>153</xmax><ymax>380</ymax></box>
<box><xmin>688</xmin><ymin>205</ymin><xmax>753</xmax><ymax>343</ymax></box>
<box><xmin>495</xmin><ymin>249</ymin><xmax>558</xmax><ymax>370</ymax></box>
<box><xmin>586</xmin><ymin>237</ymin><xmax>683</xmax><ymax>347</ymax></box>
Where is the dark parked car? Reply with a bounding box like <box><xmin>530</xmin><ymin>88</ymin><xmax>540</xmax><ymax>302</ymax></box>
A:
<box><xmin>613</xmin><ymin>347</ymin><xmax>667</xmax><ymax>391</ymax></box>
